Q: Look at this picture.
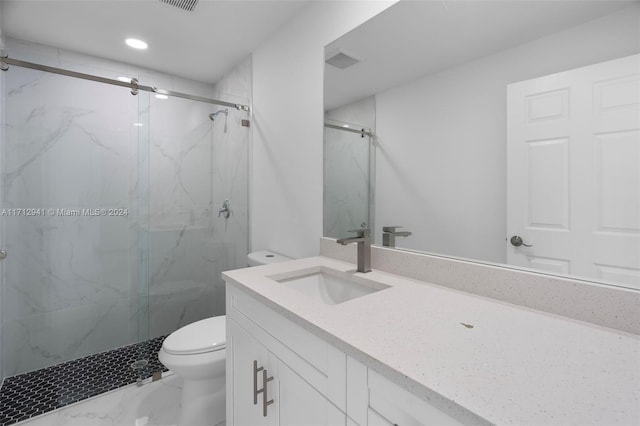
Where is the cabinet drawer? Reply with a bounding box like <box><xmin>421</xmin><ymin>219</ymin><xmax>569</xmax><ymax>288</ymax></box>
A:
<box><xmin>368</xmin><ymin>371</ymin><xmax>464</xmax><ymax>426</ymax></box>
<box><xmin>226</xmin><ymin>284</ymin><xmax>346</xmax><ymax>411</ymax></box>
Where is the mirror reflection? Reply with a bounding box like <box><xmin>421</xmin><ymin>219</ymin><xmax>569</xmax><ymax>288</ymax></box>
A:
<box><xmin>323</xmin><ymin>98</ymin><xmax>375</xmax><ymax>239</ymax></box>
<box><xmin>323</xmin><ymin>0</ymin><xmax>640</xmax><ymax>289</ymax></box>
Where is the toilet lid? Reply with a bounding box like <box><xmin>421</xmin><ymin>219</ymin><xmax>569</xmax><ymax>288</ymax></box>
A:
<box><xmin>162</xmin><ymin>316</ymin><xmax>226</xmax><ymax>355</ymax></box>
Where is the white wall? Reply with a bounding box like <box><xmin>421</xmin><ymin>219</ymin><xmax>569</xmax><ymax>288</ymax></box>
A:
<box><xmin>375</xmin><ymin>4</ymin><xmax>640</xmax><ymax>264</ymax></box>
<box><xmin>251</xmin><ymin>1</ymin><xmax>396</xmax><ymax>259</ymax></box>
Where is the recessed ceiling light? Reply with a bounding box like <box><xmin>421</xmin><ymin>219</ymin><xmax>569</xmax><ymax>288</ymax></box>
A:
<box><xmin>155</xmin><ymin>94</ymin><xmax>168</xmax><ymax>100</ymax></box>
<box><xmin>125</xmin><ymin>38</ymin><xmax>148</xmax><ymax>50</ymax></box>
<box><xmin>133</xmin><ymin>122</ymin><xmax>144</xmax><ymax>127</ymax></box>
<box><xmin>342</xmin><ymin>124</ymin><xmax>350</xmax><ymax>128</ymax></box>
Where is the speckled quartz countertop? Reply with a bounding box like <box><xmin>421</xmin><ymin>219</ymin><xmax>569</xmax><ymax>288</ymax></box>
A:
<box><xmin>222</xmin><ymin>256</ymin><xmax>640</xmax><ymax>426</ymax></box>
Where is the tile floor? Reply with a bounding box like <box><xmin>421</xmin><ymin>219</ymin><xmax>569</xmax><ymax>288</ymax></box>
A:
<box><xmin>0</xmin><ymin>336</ymin><xmax>168</xmax><ymax>426</ymax></box>
<box><xmin>17</xmin><ymin>374</ymin><xmax>183</xmax><ymax>426</ymax></box>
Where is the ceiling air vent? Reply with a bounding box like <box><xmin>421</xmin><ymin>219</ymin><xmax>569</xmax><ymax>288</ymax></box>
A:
<box><xmin>159</xmin><ymin>0</ymin><xmax>199</xmax><ymax>12</ymax></box>
<box><xmin>325</xmin><ymin>49</ymin><xmax>361</xmax><ymax>70</ymax></box>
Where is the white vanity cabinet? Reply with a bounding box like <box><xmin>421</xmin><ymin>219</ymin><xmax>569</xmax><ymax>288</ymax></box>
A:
<box><xmin>225</xmin><ymin>283</ymin><xmax>466</xmax><ymax>426</ymax></box>
<box><xmin>226</xmin><ymin>285</ymin><xmax>347</xmax><ymax>426</ymax></box>
<box><xmin>227</xmin><ymin>318</ymin><xmax>273</xmax><ymax>425</ymax></box>
<box><xmin>227</xmin><ymin>318</ymin><xmax>343</xmax><ymax>425</ymax></box>
<box><xmin>346</xmin><ymin>358</ymin><xmax>466</xmax><ymax>426</ymax></box>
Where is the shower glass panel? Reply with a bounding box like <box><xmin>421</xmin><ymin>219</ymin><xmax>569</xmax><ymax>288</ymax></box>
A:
<box><xmin>323</xmin><ymin>120</ymin><xmax>373</xmax><ymax>240</ymax></box>
<box><xmin>146</xmin><ymin>95</ymin><xmax>249</xmax><ymax>339</ymax></box>
<box><xmin>0</xmin><ymin>52</ymin><xmax>250</xmax><ymax>386</ymax></box>
<box><xmin>0</xmin><ymin>66</ymin><xmax>149</xmax><ymax>379</ymax></box>
<box><xmin>135</xmin><ymin>90</ymin><xmax>151</xmax><ymax>365</ymax></box>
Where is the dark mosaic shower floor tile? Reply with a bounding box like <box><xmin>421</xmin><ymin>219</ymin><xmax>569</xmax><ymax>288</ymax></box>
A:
<box><xmin>0</xmin><ymin>335</ymin><xmax>169</xmax><ymax>426</ymax></box>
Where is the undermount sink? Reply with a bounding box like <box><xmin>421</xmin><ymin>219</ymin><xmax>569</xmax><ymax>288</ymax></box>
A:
<box><xmin>271</xmin><ymin>267</ymin><xmax>389</xmax><ymax>305</ymax></box>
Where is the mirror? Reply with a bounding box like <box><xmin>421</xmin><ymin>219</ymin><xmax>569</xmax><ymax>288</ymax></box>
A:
<box><xmin>324</xmin><ymin>0</ymin><xmax>640</xmax><ymax>290</ymax></box>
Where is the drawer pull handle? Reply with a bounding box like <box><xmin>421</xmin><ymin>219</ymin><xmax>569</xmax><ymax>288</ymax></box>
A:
<box><xmin>253</xmin><ymin>360</ymin><xmax>264</xmax><ymax>405</ymax></box>
<box><xmin>262</xmin><ymin>368</ymin><xmax>274</xmax><ymax>417</ymax></box>
<box><xmin>253</xmin><ymin>361</ymin><xmax>274</xmax><ymax>417</ymax></box>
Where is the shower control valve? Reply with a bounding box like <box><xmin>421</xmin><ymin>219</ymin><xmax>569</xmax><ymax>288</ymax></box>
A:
<box><xmin>218</xmin><ymin>200</ymin><xmax>231</xmax><ymax>219</ymax></box>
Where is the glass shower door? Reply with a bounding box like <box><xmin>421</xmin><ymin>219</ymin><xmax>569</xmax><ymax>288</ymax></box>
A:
<box><xmin>0</xmin><ymin>65</ymin><xmax>149</xmax><ymax>379</ymax></box>
<box><xmin>145</xmin><ymin>93</ymin><xmax>250</xmax><ymax>339</ymax></box>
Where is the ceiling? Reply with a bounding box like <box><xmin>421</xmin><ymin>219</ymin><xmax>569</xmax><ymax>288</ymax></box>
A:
<box><xmin>0</xmin><ymin>0</ymin><xmax>309</xmax><ymax>84</ymax></box>
<box><xmin>325</xmin><ymin>0</ymin><xmax>639</xmax><ymax>110</ymax></box>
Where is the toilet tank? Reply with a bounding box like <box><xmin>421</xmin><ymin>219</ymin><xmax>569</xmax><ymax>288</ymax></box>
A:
<box><xmin>247</xmin><ymin>250</ymin><xmax>293</xmax><ymax>267</ymax></box>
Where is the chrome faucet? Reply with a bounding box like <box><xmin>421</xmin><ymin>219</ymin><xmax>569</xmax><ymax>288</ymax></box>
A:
<box><xmin>382</xmin><ymin>226</ymin><xmax>412</xmax><ymax>248</ymax></box>
<box><xmin>337</xmin><ymin>229</ymin><xmax>371</xmax><ymax>273</ymax></box>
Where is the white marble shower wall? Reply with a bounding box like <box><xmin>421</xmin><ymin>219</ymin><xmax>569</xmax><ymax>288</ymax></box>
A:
<box><xmin>324</xmin><ymin>96</ymin><xmax>375</xmax><ymax>240</ymax></box>
<box><xmin>0</xmin><ymin>38</ymin><xmax>250</xmax><ymax>378</ymax></box>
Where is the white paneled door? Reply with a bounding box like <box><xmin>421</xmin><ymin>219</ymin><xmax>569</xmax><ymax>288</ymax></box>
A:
<box><xmin>507</xmin><ymin>54</ymin><xmax>640</xmax><ymax>289</ymax></box>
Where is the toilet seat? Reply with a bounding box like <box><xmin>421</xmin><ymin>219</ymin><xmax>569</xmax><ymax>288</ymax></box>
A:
<box><xmin>162</xmin><ymin>316</ymin><xmax>226</xmax><ymax>355</ymax></box>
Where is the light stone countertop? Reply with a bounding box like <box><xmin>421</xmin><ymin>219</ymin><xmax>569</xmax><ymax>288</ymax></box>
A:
<box><xmin>222</xmin><ymin>256</ymin><xmax>640</xmax><ymax>426</ymax></box>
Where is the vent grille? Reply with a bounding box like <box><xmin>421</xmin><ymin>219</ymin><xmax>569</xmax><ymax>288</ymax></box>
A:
<box><xmin>159</xmin><ymin>0</ymin><xmax>199</xmax><ymax>12</ymax></box>
<box><xmin>325</xmin><ymin>49</ymin><xmax>361</xmax><ymax>70</ymax></box>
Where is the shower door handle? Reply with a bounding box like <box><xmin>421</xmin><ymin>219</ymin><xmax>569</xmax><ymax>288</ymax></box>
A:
<box><xmin>0</xmin><ymin>249</ymin><xmax>6</xmax><ymax>260</ymax></box>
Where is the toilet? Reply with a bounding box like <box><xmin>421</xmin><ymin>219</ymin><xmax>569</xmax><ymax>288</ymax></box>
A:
<box><xmin>158</xmin><ymin>250</ymin><xmax>292</xmax><ymax>426</ymax></box>
<box><xmin>158</xmin><ymin>316</ymin><xmax>226</xmax><ymax>426</ymax></box>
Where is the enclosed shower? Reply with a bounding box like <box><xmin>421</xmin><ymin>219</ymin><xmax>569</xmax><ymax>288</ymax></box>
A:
<box><xmin>0</xmin><ymin>38</ymin><xmax>250</xmax><ymax>422</ymax></box>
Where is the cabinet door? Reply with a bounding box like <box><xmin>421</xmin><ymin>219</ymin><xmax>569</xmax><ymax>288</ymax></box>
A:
<box><xmin>279</xmin><ymin>360</ymin><xmax>346</xmax><ymax>426</ymax></box>
<box><xmin>227</xmin><ymin>318</ymin><xmax>278</xmax><ymax>426</ymax></box>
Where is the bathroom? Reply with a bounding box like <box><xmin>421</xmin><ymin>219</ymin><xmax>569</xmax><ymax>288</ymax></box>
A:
<box><xmin>0</xmin><ymin>0</ymin><xmax>639</xmax><ymax>425</ymax></box>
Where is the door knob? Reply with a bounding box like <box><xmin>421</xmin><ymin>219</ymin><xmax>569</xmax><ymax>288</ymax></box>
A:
<box><xmin>0</xmin><ymin>249</ymin><xmax>6</xmax><ymax>260</ymax></box>
<box><xmin>510</xmin><ymin>235</ymin><xmax>533</xmax><ymax>247</ymax></box>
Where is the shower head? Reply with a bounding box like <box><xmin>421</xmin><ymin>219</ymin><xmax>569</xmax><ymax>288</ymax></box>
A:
<box><xmin>209</xmin><ymin>109</ymin><xmax>228</xmax><ymax>121</ymax></box>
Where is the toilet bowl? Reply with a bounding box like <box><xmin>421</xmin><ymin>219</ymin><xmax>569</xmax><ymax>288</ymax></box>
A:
<box><xmin>159</xmin><ymin>250</ymin><xmax>292</xmax><ymax>426</ymax></box>
<box><xmin>158</xmin><ymin>316</ymin><xmax>226</xmax><ymax>426</ymax></box>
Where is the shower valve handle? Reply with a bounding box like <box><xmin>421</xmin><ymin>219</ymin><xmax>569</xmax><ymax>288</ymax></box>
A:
<box><xmin>218</xmin><ymin>200</ymin><xmax>231</xmax><ymax>219</ymax></box>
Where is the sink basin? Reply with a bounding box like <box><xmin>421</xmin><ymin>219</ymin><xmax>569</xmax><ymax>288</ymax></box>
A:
<box><xmin>271</xmin><ymin>267</ymin><xmax>389</xmax><ymax>305</ymax></box>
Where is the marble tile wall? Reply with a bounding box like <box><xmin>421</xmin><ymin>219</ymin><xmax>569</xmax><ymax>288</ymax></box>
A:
<box><xmin>0</xmin><ymin>38</ymin><xmax>250</xmax><ymax>378</ymax></box>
